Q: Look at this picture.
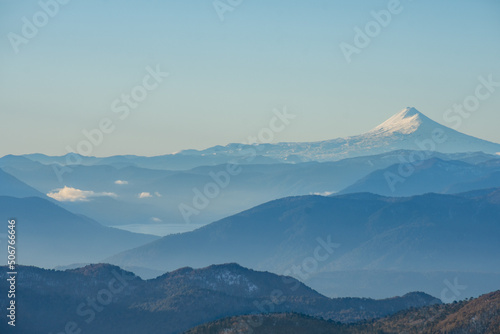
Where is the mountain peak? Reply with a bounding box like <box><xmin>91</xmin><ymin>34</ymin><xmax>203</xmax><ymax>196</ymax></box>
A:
<box><xmin>400</xmin><ymin>106</ymin><xmax>421</xmax><ymax>117</ymax></box>
<box><xmin>369</xmin><ymin>107</ymin><xmax>429</xmax><ymax>135</ymax></box>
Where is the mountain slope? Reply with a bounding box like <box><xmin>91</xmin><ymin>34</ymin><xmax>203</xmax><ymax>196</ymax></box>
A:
<box><xmin>186</xmin><ymin>291</ymin><xmax>500</xmax><ymax>334</ymax></box>
<box><xmin>7</xmin><ymin>149</ymin><xmax>498</xmax><ymax>228</ymax></box>
<box><xmin>371</xmin><ymin>290</ymin><xmax>500</xmax><ymax>333</ymax></box>
<box><xmin>185</xmin><ymin>313</ymin><xmax>351</xmax><ymax>334</ymax></box>
<box><xmin>16</xmin><ymin>107</ymin><xmax>500</xmax><ymax>169</ymax></box>
<box><xmin>340</xmin><ymin>158</ymin><xmax>500</xmax><ymax>197</ymax></box>
<box><xmin>447</xmin><ymin>170</ymin><xmax>500</xmax><ymax>194</ymax></box>
<box><xmin>107</xmin><ymin>191</ymin><xmax>500</xmax><ymax>278</ymax></box>
<box><xmin>177</xmin><ymin>107</ymin><xmax>500</xmax><ymax>162</ymax></box>
<box><xmin>0</xmin><ymin>168</ymin><xmax>46</xmax><ymax>198</ymax></box>
<box><xmin>0</xmin><ymin>196</ymin><xmax>158</xmax><ymax>267</ymax></box>
<box><xmin>0</xmin><ymin>263</ymin><xmax>440</xmax><ymax>334</ymax></box>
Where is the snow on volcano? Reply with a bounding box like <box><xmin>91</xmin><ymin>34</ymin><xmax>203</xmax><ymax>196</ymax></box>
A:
<box><xmin>179</xmin><ymin>107</ymin><xmax>500</xmax><ymax>162</ymax></box>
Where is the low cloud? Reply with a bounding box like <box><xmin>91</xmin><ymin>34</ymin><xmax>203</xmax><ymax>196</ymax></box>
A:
<box><xmin>114</xmin><ymin>180</ymin><xmax>128</xmax><ymax>185</ymax></box>
<box><xmin>47</xmin><ymin>186</ymin><xmax>117</xmax><ymax>202</ymax></box>
<box><xmin>151</xmin><ymin>217</ymin><xmax>162</xmax><ymax>222</ymax></box>
<box><xmin>138</xmin><ymin>192</ymin><xmax>153</xmax><ymax>198</ymax></box>
<box><xmin>138</xmin><ymin>191</ymin><xmax>161</xmax><ymax>198</ymax></box>
<box><xmin>312</xmin><ymin>191</ymin><xmax>334</xmax><ymax>196</ymax></box>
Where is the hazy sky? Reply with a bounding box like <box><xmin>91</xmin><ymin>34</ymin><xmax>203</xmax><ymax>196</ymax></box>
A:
<box><xmin>1</xmin><ymin>0</ymin><xmax>499</xmax><ymax>157</ymax></box>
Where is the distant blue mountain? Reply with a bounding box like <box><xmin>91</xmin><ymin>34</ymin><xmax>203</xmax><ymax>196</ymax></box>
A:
<box><xmin>2</xmin><ymin>150</ymin><xmax>498</xmax><ymax>227</ymax></box>
<box><xmin>0</xmin><ymin>196</ymin><xmax>158</xmax><ymax>268</ymax></box>
<box><xmin>0</xmin><ymin>168</ymin><xmax>45</xmax><ymax>198</ymax></box>
<box><xmin>340</xmin><ymin>158</ymin><xmax>500</xmax><ymax>196</ymax></box>
<box><xmin>107</xmin><ymin>189</ymin><xmax>500</xmax><ymax>300</ymax></box>
<box><xmin>20</xmin><ymin>108</ymin><xmax>500</xmax><ymax>167</ymax></box>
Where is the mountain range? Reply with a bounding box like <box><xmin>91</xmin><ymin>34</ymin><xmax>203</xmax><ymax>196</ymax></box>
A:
<box><xmin>1</xmin><ymin>106</ymin><xmax>500</xmax><ymax>333</ymax></box>
<box><xmin>0</xmin><ymin>263</ymin><xmax>440</xmax><ymax>334</ymax></box>
<box><xmin>2</xmin><ymin>107</ymin><xmax>500</xmax><ymax>229</ymax></box>
<box><xmin>106</xmin><ymin>188</ymin><xmax>500</xmax><ymax>298</ymax></box>
<box><xmin>341</xmin><ymin>157</ymin><xmax>500</xmax><ymax>197</ymax></box>
<box><xmin>177</xmin><ymin>107</ymin><xmax>500</xmax><ymax>163</ymax></box>
<box><xmin>17</xmin><ymin>107</ymin><xmax>500</xmax><ymax>168</ymax></box>
<box><xmin>2</xmin><ymin>152</ymin><xmax>499</xmax><ymax>228</ymax></box>
<box><xmin>187</xmin><ymin>290</ymin><xmax>500</xmax><ymax>334</ymax></box>
<box><xmin>1</xmin><ymin>106</ymin><xmax>500</xmax><ymax>301</ymax></box>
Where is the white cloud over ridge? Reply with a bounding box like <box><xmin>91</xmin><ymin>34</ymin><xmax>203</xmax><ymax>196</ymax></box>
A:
<box><xmin>114</xmin><ymin>180</ymin><xmax>128</xmax><ymax>185</ymax></box>
<box><xmin>47</xmin><ymin>186</ymin><xmax>117</xmax><ymax>202</ymax></box>
<box><xmin>138</xmin><ymin>191</ymin><xmax>162</xmax><ymax>198</ymax></box>
<box><xmin>138</xmin><ymin>192</ymin><xmax>152</xmax><ymax>198</ymax></box>
<box><xmin>311</xmin><ymin>191</ymin><xmax>334</xmax><ymax>196</ymax></box>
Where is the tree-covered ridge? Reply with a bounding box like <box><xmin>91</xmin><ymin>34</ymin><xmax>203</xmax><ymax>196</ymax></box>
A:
<box><xmin>186</xmin><ymin>291</ymin><xmax>500</xmax><ymax>333</ymax></box>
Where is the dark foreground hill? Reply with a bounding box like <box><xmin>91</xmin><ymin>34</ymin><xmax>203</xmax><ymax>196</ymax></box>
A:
<box><xmin>371</xmin><ymin>290</ymin><xmax>500</xmax><ymax>333</ymax></box>
<box><xmin>0</xmin><ymin>263</ymin><xmax>440</xmax><ymax>334</ymax></box>
<box><xmin>186</xmin><ymin>290</ymin><xmax>500</xmax><ymax>334</ymax></box>
<box><xmin>185</xmin><ymin>313</ymin><xmax>352</xmax><ymax>334</ymax></box>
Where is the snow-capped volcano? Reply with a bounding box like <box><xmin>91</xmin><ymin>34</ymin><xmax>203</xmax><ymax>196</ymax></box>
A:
<box><xmin>183</xmin><ymin>107</ymin><xmax>500</xmax><ymax>163</ymax></box>
<box><xmin>368</xmin><ymin>107</ymin><xmax>427</xmax><ymax>135</ymax></box>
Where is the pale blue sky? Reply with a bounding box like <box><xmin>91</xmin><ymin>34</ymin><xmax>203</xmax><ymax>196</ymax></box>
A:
<box><xmin>1</xmin><ymin>0</ymin><xmax>499</xmax><ymax>157</ymax></box>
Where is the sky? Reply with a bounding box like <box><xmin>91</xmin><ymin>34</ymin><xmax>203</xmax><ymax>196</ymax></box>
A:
<box><xmin>0</xmin><ymin>0</ymin><xmax>499</xmax><ymax>157</ymax></box>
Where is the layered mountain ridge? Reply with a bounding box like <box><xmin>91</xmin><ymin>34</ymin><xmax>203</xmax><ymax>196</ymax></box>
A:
<box><xmin>11</xmin><ymin>107</ymin><xmax>500</xmax><ymax>169</ymax></box>
<box><xmin>178</xmin><ymin>107</ymin><xmax>500</xmax><ymax>163</ymax></box>
<box><xmin>0</xmin><ymin>263</ymin><xmax>441</xmax><ymax>334</ymax></box>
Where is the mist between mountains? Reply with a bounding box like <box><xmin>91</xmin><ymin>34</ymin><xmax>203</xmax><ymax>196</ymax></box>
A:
<box><xmin>385</xmin><ymin>74</ymin><xmax>499</xmax><ymax>193</ymax></box>
<box><xmin>178</xmin><ymin>106</ymin><xmax>296</xmax><ymax>224</ymax></box>
<box><xmin>51</xmin><ymin>64</ymin><xmax>169</xmax><ymax>183</ymax></box>
<box><xmin>231</xmin><ymin>235</ymin><xmax>340</xmax><ymax>333</ymax></box>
